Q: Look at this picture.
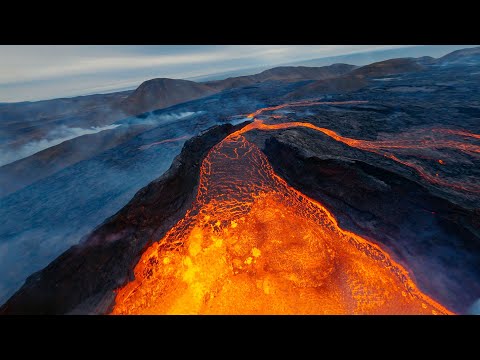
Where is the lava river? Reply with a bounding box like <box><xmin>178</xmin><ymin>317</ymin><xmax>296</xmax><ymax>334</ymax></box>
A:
<box><xmin>111</xmin><ymin>111</ymin><xmax>456</xmax><ymax>315</ymax></box>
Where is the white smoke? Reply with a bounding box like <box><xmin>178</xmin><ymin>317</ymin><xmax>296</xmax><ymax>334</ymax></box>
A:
<box><xmin>0</xmin><ymin>124</ymin><xmax>121</xmax><ymax>167</ymax></box>
<box><xmin>0</xmin><ymin>112</ymin><xmax>203</xmax><ymax>168</ymax></box>
<box><xmin>229</xmin><ymin>117</ymin><xmax>251</xmax><ymax>125</ymax></box>
<box><xmin>137</xmin><ymin>111</ymin><xmax>199</xmax><ymax>126</ymax></box>
<box><xmin>468</xmin><ymin>298</ymin><xmax>480</xmax><ymax>315</ymax></box>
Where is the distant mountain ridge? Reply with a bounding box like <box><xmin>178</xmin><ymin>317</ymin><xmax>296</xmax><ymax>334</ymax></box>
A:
<box><xmin>285</xmin><ymin>46</ymin><xmax>480</xmax><ymax>100</ymax></box>
<box><xmin>287</xmin><ymin>57</ymin><xmax>429</xmax><ymax>99</ymax></box>
<box><xmin>435</xmin><ymin>46</ymin><xmax>480</xmax><ymax>65</ymax></box>
<box><xmin>188</xmin><ymin>46</ymin><xmax>477</xmax><ymax>83</ymax></box>
<box><xmin>204</xmin><ymin>64</ymin><xmax>357</xmax><ymax>91</ymax></box>
<box><xmin>120</xmin><ymin>78</ymin><xmax>217</xmax><ymax>115</ymax></box>
<box><xmin>117</xmin><ymin>64</ymin><xmax>357</xmax><ymax>115</ymax></box>
<box><xmin>283</xmin><ymin>45</ymin><xmax>479</xmax><ymax>68</ymax></box>
<box><xmin>109</xmin><ymin>46</ymin><xmax>480</xmax><ymax>114</ymax></box>
<box><xmin>350</xmin><ymin>58</ymin><xmax>425</xmax><ymax>77</ymax></box>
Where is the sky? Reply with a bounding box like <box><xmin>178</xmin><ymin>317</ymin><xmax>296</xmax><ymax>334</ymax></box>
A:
<box><xmin>0</xmin><ymin>45</ymin><xmax>472</xmax><ymax>102</ymax></box>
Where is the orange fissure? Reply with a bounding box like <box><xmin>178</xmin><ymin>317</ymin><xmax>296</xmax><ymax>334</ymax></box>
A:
<box><xmin>111</xmin><ymin>100</ymin><xmax>478</xmax><ymax>314</ymax></box>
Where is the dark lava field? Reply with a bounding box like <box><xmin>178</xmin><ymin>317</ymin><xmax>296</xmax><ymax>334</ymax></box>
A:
<box><xmin>1</xmin><ymin>49</ymin><xmax>479</xmax><ymax>314</ymax></box>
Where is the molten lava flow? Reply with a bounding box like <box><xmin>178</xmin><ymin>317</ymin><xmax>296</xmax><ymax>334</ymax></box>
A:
<box><xmin>241</xmin><ymin>100</ymin><xmax>480</xmax><ymax>194</ymax></box>
<box><xmin>246</xmin><ymin>100</ymin><xmax>368</xmax><ymax>119</ymax></box>
<box><xmin>433</xmin><ymin>128</ymin><xmax>480</xmax><ymax>141</ymax></box>
<box><xmin>235</xmin><ymin>119</ymin><xmax>480</xmax><ymax>194</ymax></box>
<box><xmin>111</xmin><ymin>124</ymin><xmax>454</xmax><ymax>314</ymax></box>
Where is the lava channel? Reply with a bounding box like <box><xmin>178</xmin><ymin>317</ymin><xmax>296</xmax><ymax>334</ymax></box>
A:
<box><xmin>237</xmin><ymin>121</ymin><xmax>480</xmax><ymax>195</ymax></box>
<box><xmin>243</xmin><ymin>100</ymin><xmax>480</xmax><ymax>194</ymax></box>
<box><xmin>111</xmin><ymin>126</ymin><xmax>454</xmax><ymax>315</ymax></box>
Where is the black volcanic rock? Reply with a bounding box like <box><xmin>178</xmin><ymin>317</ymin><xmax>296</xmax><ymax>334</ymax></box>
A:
<box><xmin>4</xmin><ymin>114</ymin><xmax>479</xmax><ymax>314</ymax></box>
<box><xmin>120</xmin><ymin>78</ymin><xmax>217</xmax><ymax>115</ymax></box>
<box><xmin>0</xmin><ymin>122</ymin><xmax>248</xmax><ymax>315</ymax></box>
<box><xmin>244</xmin><ymin>129</ymin><xmax>480</xmax><ymax>314</ymax></box>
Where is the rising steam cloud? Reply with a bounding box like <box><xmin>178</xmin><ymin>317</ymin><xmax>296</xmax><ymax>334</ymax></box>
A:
<box><xmin>0</xmin><ymin>124</ymin><xmax>121</xmax><ymax>167</ymax></box>
<box><xmin>118</xmin><ymin>111</ymin><xmax>201</xmax><ymax>127</ymax></box>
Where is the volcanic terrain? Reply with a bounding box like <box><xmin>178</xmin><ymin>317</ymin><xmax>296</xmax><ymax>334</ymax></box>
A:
<box><xmin>1</xmin><ymin>48</ymin><xmax>480</xmax><ymax>314</ymax></box>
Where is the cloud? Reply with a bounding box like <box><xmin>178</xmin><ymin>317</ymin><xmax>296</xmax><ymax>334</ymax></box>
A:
<box><xmin>141</xmin><ymin>111</ymin><xmax>200</xmax><ymax>125</ymax></box>
<box><xmin>118</xmin><ymin>111</ymin><xmax>203</xmax><ymax>127</ymax></box>
<box><xmin>0</xmin><ymin>45</ymin><xmax>413</xmax><ymax>85</ymax></box>
<box><xmin>0</xmin><ymin>124</ymin><xmax>121</xmax><ymax>167</ymax></box>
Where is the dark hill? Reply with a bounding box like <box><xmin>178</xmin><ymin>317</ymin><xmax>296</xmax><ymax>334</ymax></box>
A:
<box><xmin>287</xmin><ymin>58</ymin><xmax>425</xmax><ymax>99</ymax></box>
<box><xmin>205</xmin><ymin>64</ymin><xmax>356</xmax><ymax>91</ymax></box>
<box><xmin>435</xmin><ymin>46</ymin><xmax>480</xmax><ymax>65</ymax></box>
<box><xmin>120</xmin><ymin>78</ymin><xmax>216</xmax><ymax>115</ymax></box>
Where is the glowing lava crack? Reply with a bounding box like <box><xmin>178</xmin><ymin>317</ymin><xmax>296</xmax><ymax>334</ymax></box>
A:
<box><xmin>111</xmin><ymin>115</ymin><xmax>455</xmax><ymax>314</ymax></box>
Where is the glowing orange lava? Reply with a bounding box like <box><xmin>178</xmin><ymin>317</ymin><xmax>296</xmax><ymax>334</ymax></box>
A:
<box><xmin>245</xmin><ymin>100</ymin><xmax>368</xmax><ymax>119</ymax></box>
<box><xmin>241</xmin><ymin>100</ymin><xmax>480</xmax><ymax>194</ymax></box>
<box><xmin>111</xmin><ymin>111</ymin><xmax>455</xmax><ymax>315</ymax></box>
<box><xmin>235</xmin><ymin>119</ymin><xmax>480</xmax><ymax>194</ymax></box>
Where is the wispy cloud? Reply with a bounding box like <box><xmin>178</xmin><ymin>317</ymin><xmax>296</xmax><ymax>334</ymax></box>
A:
<box><xmin>0</xmin><ymin>124</ymin><xmax>121</xmax><ymax>166</ymax></box>
<box><xmin>0</xmin><ymin>45</ymin><xmax>411</xmax><ymax>83</ymax></box>
<box><xmin>0</xmin><ymin>111</ymin><xmax>204</xmax><ymax>166</ymax></box>
<box><xmin>118</xmin><ymin>111</ymin><xmax>202</xmax><ymax>127</ymax></box>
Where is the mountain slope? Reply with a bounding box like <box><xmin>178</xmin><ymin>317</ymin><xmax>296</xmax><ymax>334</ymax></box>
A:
<box><xmin>349</xmin><ymin>58</ymin><xmax>425</xmax><ymax>77</ymax></box>
<box><xmin>287</xmin><ymin>58</ymin><xmax>425</xmax><ymax>99</ymax></box>
<box><xmin>435</xmin><ymin>46</ymin><xmax>480</xmax><ymax>65</ymax></box>
<box><xmin>0</xmin><ymin>92</ymin><xmax>132</xmax><ymax>153</ymax></box>
<box><xmin>2</xmin><ymin>61</ymin><xmax>480</xmax><ymax>313</ymax></box>
<box><xmin>284</xmin><ymin>45</ymin><xmax>474</xmax><ymax>68</ymax></box>
<box><xmin>0</xmin><ymin>124</ymin><xmax>152</xmax><ymax>197</ymax></box>
<box><xmin>205</xmin><ymin>64</ymin><xmax>356</xmax><ymax>91</ymax></box>
<box><xmin>120</xmin><ymin>78</ymin><xmax>216</xmax><ymax>115</ymax></box>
